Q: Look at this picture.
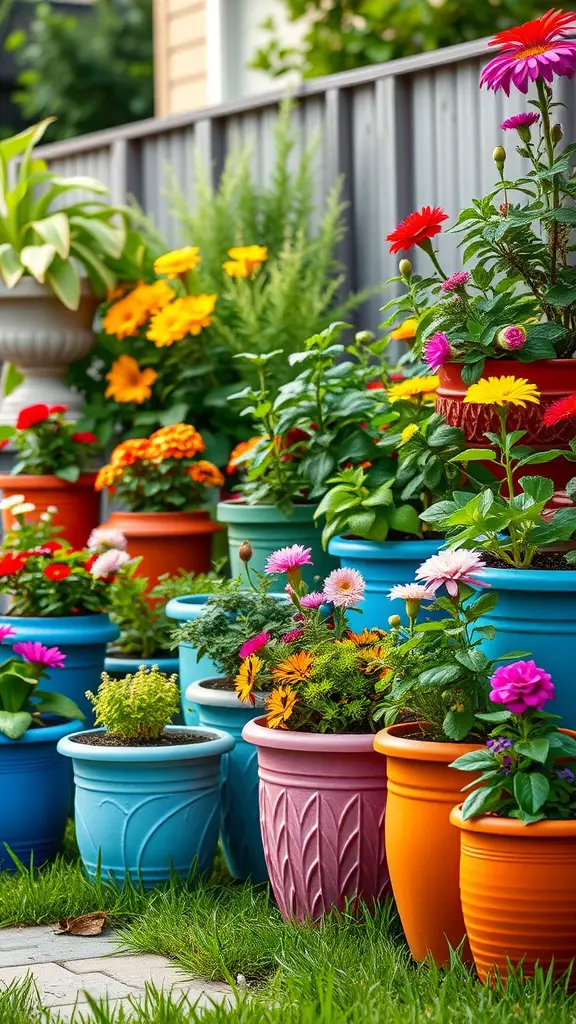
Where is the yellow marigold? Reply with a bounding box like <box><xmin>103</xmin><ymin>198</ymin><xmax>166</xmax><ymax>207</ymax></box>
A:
<box><xmin>389</xmin><ymin>317</ymin><xmax>418</xmax><ymax>342</ymax></box>
<box><xmin>359</xmin><ymin>645</ymin><xmax>392</xmax><ymax>677</ymax></box>
<box><xmin>148</xmin><ymin>424</ymin><xmax>205</xmax><ymax>461</ymax></box>
<box><xmin>271</xmin><ymin>651</ymin><xmax>313</xmax><ymax>686</ymax></box>
<box><xmin>102</xmin><ymin>296</ymin><xmax>148</xmax><ymax>339</ymax></box>
<box><xmin>235</xmin><ymin>655</ymin><xmax>262</xmax><ymax>706</ymax></box>
<box><xmin>464</xmin><ymin>376</ymin><xmax>540</xmax><ymax>408</ymax></box>
<box><xmin>146</xmin><ymin>301</ymin><xmax>194</xmax><ymax>347</ymax></box>
<box><xmin>223</xmin><ymin>244</ymin><xmax>268</xmax><ymax>278</ymax></box>
<box><xmin>400</xmin><ymin>423</ymin><xmax>419</xmax><ymax>444</ymax></box>
<box><xmin>105</xmin><ymin>355</ymin><xmax>158</xmax><ymax>405</ymax></box>
<box><xmin>265</xmin><ymin>684</ymin><xmax>299</xmax><ymax>729</ymax></box>
<box><xmin>154</xmin><ymin>247</ymin><xmax>202</xmax><ymax>279</ymax></box>
<box><xmin>110</xmin><ymin>438</ymin><xmax>152</xmax><ymax>468</ymax></box>
<box><xmin>189</xmin><ymin>460</ymin><xmax>225</xmax><ymax>488</ymax></box>
<box><xmin>95</xmin><ymin>463</ymin><xmax>123</xmax><ymax>491</ymax></box>
<box><xmin>177</xmin><ymin>294</ymin><xmax>217</xmax><ymax>335</ymax></box>
<box><xmin>130</xmin><ymin>280</ymin><xmax>175</xmax><ymax>313</ymax></box>
<box><xmin>226</xmin><ymin>436</ymin><xmax>265</xmax><ymax>475</ymax></box>
<box><xmin>388</xmin><ymin>376</ymin><xmax>439</xmax><ymax>403</ymax></box>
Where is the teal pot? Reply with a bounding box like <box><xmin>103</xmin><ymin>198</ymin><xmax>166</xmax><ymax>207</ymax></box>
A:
<box><xmin>327</xmin><ymin>537</ymin><xmax>442</xmax><ymax>630</ymax></box>
<box><xmin>166</xmin><ymin>595</ymin><xmax>219</xmax><ymax>726</ymax></box>
<box><xmin>480</xmin><ymin>566</ymin><xmax>576</xmax><ymax>726</ymax></box>
<box><xmin>58</xmin><ymin>725</ymin><xmax>235</xmax><ymax>886</ymax></box>
<box><xmin>104</xmin><ymin>655</ymin><xmax>180</xmax><ymax>677</ymax></box>
<box><xmin>216</xmin><ymin>500</ymin><xmax>335</xmax><ymax>592</ymax></box>
<box><xmin>0</xmin><ymin>719</ymin><xmax>80</xmax><ymax>871</ymax></box>
<box><xmin>0</xmin><ymin>614</ymin><xmax>119</xmax><ymax>725</ymax></box>
<box><xmin>185</xmin><ymin>678</ymin><xmax>268</xmax><ymax>882</ymax></box>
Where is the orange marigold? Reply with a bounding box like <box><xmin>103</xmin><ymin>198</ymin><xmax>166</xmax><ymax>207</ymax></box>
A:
<box><xmin>189</xmin><ymin>460</ymin><xmax>224</xmax><ymax>488</ymax></box>
<box><xmin>223</xmin><ymin>245</ymin><xmax>268</xmax><ymax>279</ymax></box>
<box><xmin>226</xmin><ymin>436</ymin><xmax>265</xmax><ymax>475</ymax></box>
<box><xmin>146</xmin><ymin>294</ymin><xmax>217</xmax><ymax>347</ymax></box>
<box><xmin>130</xmin><ymin>280</ymin><xmax>175</xmax><ymax>313</ymax></box>
<box><xmin>110</xmin><ymin>438</ymin><xmax>152</xmax><ymax>467</ymax></box>
<box><xmin>346</xmin><ymin>628</ymin><xmax>388</xmax><ymax>646</ymax></box>
<box><xmin>271</xmin><ymin>651</ymin><xmax>313</xmax><ymax>686</ymax></box>
<box><xmin>148</xmin><ymin>423</ymin><xmax>206</xmax><ymax>461</ymax></box>
<box><xmin>102</xmin><ymin>296</ymin><xmax>148</xmax><ymax>339</ymax></box>
<box><xmin>95</xmin><ymin>463</ymin><xmax>123</xmax><ymax>491</ymax></box>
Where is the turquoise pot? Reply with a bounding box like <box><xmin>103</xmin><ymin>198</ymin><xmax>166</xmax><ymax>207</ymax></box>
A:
<box><xmin>104</xmin><ymin>655</ymin><xmax>180</xmax><ymax>677</ymax></box>
<box><xmin>185</xmin><ymin>679</ymin><xmax>267</xmax><ymax>882</ymax></box>
<box><xmin>327</xmin><ymin>537</ymin><xmax>442</xmax><ymax>630</ymax></box>
<box><xmin>216</xmin><ymin>500</ymin><xmax>335</xmax><ymax>592</ymax></box>
<box><xmin>0</xmin><ymin>614</ymin><xmax>119</xmax><ymax>725</ymax></box>
<box><xmin>0</xmin><ymin>719</ymin><xmax>80</xmax><ymax>871</ymax></box>
<box><xmin>480</xmin><ymin>567</ymin><xmax>576</xmax><ymax>726</ymax></box>
<box><xmin>58</xmin><ymin>725</ymin><xmax>235</xmax><ymax>886</ymax></box>
<box><xmin>165</xmin><ymin>596</ymin><xmax>219</xmax><ymax>726</ymax></box>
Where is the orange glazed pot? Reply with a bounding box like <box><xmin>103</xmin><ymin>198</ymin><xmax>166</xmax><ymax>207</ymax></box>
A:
<box><xmin>450</xmin><ymin>806</ymin><xmax>576</xmax><ymax>983</ymax></box>
<box><xmin>100</xmin><ymin>510</ymin><xmax>222</xmax><ymax>589</ymax></box>
<box><xmin>373</xmin><ymin>722</ymin><xmax>480</xmax><ymax>966</ymax></box>
<box><xmin>0</xmin><ymin>473</ymin><xmax>100</xmax><ymax>550</ymax></box>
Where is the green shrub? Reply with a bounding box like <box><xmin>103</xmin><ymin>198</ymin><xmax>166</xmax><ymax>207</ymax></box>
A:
<box><xmin>87</xmin><ymin>666</ymin><xmax>180</xmax><ymax>741</ymax></box>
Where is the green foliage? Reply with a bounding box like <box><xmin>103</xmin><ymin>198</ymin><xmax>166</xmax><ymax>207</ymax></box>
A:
<box><xmin>0</xmin><ymin>652</ymin><xmax>83</xmax><ymax>739</ymax></box>
<box><xmin>87</xmin><ymin>666</ymin><xmax>180</xmax><ymax>741</ymax></box>
<box><xmin>6</xmin><ymin>0</ymin><xmax>153</xmax><ymax>140</ymax></box>
<box><xmin>1</xmin><ymin>407</ymin><xmax>98</xmax><ymax>480</ymax></box>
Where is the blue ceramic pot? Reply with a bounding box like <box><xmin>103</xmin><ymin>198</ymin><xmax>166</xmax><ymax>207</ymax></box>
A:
<box><xmin>104</xmin><ymin>655</ymin><xmax>180</xmax><ymax>677</ymax></box>
<box><xmin>0</xmin><ymin>719</ymin><xmax>79</xmax><ymax>871</ymax></box>
<box><xmin>327</xmin><ymin>537</ymin><xmax>442</xmax><ymax>630</ymax></box>
<box><xmin>58</xmin><ymin>725</ymin><xmax>235</xmax><ymax>886</ymax></box>
<box><xmin>185</xmin><ymin>679</ymin><xmax>267</xmax><ymax>882</ymax></box>
<box><xmin>480</xmin><ymin>567</ymin><xmax>576</xmax><ymax>726</ymax></box>
<box><xmin>165</xmin><ymin>596</ymin><xmax>218</xmax><ymax>726</ymax></box>
<box><xmin>0</xmin><ymin>614</ymin><xmax>119</xmax><ymax>725</ymax></box>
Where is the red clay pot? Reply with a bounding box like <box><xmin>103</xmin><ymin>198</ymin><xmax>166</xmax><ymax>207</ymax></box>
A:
<box><xmin>437</xmin><ymin>360</ymin><xmax>576</xmax><ymax>491</ymax></box>
<box><xmin>0</xmin><ymin>473</ymin><xmax>100</xmax><ymax>550</ymax></box>
<box><xmin>100</xmin><ymin>509</ymin><xmax>221</xmax><ymax>589</ymax></box>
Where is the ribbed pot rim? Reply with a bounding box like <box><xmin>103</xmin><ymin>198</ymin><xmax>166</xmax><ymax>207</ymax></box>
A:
<box><xmin>216</xmin><ymin>499</ymin><xmax>317</xmax><ymax>525</ymax></box>
<box><xmin>0</xmin><ymin>612</ymin><xmax>119</xmax><ymax>645</ymax></box>
<box><xmin>373</xmin><ymin>722</ymin><xmax>480</xmax><ymax>763</ymax></box>
<box><xmin>243</xmin><ymin>714</ymin><xmax>376</xmax><ymax>752</ymax></box>
<box><xmin>480</xmin><ymin>566</ymin><xmax>576</xmax><ymax>591</ymax></box>
<box><xmin>0</xmin><ymin>717</ymin><xmax>81</xmax><ymax>746</ymax></box>
<box><xmin>186</xmin><ymin>677</ymin><xmax>268</xmax><ymax>709</ymax></box>
<box><xmin>0</xmin><ymin>472</ymin><xmax>98</xmax><ymax>489</ymax></box>
<box><xmin>328</xmin><ymin>536</ymin><xmax>441</xmax><ymax>560</ymax></box>
<box><xmin>57</xmin><ymin>724</ymin><xmax>235</xmax><ymax>762</ymax></box>
<box><xmin>450</xmin><ymin>804</ymin><xmax>576</xmax><ymax>836</ymax></box>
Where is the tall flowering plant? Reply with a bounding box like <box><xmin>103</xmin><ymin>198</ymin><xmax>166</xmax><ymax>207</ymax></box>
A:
<box><xmin>0</xmin><ymin>633</ymin><xmax>83</xmax><ymax>738</ymax></box>
<box><xmin>95</xmin><ymin>424</ymin><xmax>224</xmax><ymax>513</ymax></box>
<box><xmin>0</xmin><ymin>404</ymin><xmax>98</xmax><ymax>481</ymax></box>
<box><xmin>383</xmin><ymin>10</ymin><xmax>576</xmax><ymax>382</ymax></box>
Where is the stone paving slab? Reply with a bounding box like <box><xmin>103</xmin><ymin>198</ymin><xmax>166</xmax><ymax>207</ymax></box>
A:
<box><xmin>0</xmin><ymin>925</ymin><xmax>124</xmax><ymax>967</ymax></box>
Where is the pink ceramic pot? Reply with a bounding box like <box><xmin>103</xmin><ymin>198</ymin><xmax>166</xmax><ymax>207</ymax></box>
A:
<box><xmin>242</xmin><ymin>716</ymin><xmax>389</xmax><ymax>921</ymax></box>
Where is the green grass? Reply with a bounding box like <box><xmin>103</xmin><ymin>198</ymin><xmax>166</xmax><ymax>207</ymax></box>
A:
<box><xmin>1</xmin><ymin>835</ymin><xmax>576</xmax><ymax>1022</ymax></box>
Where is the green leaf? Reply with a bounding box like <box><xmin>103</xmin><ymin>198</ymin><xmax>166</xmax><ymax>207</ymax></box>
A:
<box><xmin>514</xmin><ymin>738</ymin><xmax>550</xmax><ymax>764</ymax></box>
<box><xmin>443</xmin><ymin>708</ymin><xmax>475</xmax><ymax>741</ymax></box>
<box><xmin>70</xmin><ymin>216</ymin><xmax>125</xmax><ymax>259</ymax></box>
<box><xmin>348</xmin><ymin>510</ymin><xmax>376</xmax><ymax>537</ymax></box>
<box><xmin>475</xmin><ymin>710</ymin><xmax>512</xmax><ymax>723</ymax></box>
<box><xmin>514</xmin><ymin>772</ymin><xmax>550</xmax><ymax>814</ymax></box>
<box><xmin>362</xmin><ymin>482</ymin><xmax>394</xmax><ymax>508</ymax></box>
<box><xmin>55</xmin><ymin>465</ymin><xmax>80</xmax><ymax>483</ymax></box>
<box><xmin>3</xmin><ymin>364</ymin><xmax>23</xmax><ymax>398</ymax></box>
<box><xmin>387</xmin><ymin>504</ymin><xmax>421</xmax><ymax>536</ymax></box>
<box><xmin>450</xmin><ymin>449</ymin><xmax>497</xmax><ymax>463</ymax></box>
<box><xmin>418</xmin><ymin>663</ymin><xmax>462</xmax><ymax>688</ymax></box>
<box><xmin>158</xmin><ymin>403</ymin><xmax>188</xmax><ymax>427</ymax></box>
<box><xmin>20</xmin><ymin>243</ymin><xmax>56</xmax><ymax>284</ymax></box>
<box><xmin>461</xmin><ymin>785</ymin><xmax>502</xmax><ymax>820</ymax></box>
<box><xmin>0</xmin><ymin>244</ymin><xmax>23</xmax><ymax>288</ymax></box>
<box><xmin>30</xmin><ymin>213</ymin><xmax>70</xmax><ymax>259</ymax></box>
<box><xmin>0</xmin><ymin>710</ymin><xmax>32</xmax><ymax>739</ymax></box>
<box><xmin>543</xmin><ymin>283</ymin><xmax>576</xmax><ymax>308</ymax></box>
<box><xmin>455</xmin><ymin>649</ymin><xmax>488</xmax><ymax>672</ymax></box>
<box><xmin>46</xmin><ymin>256</ymin><xmax>80</xmax><ymax>310</ymax></box>
<box><xmin>35</xmin><ymin>690</ymin><xmax>84</xmax><ymax>720</ymax></box>
<box><xmin>519</xmin><ymin>475</ymin><xmax>555</xmax><ymax>503</ymax></box>
<box><xmin>450</xmin><ymin>749</ymin><xmax>496</xmax><ymax>771</ymax></box>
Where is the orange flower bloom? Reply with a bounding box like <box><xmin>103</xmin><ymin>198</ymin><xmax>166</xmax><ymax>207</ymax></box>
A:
<box><xmin>271</xmin><ymin>651</ymin><xmax>313</xmax><ymax>686</ymax></box>
<box><xmin>177</xmin><ymin>294</ymin><xmax>217</xmax><ymax>335</ymax></box>
<box><xmin>102</xmin><ymin>297</ymin><xmax>148</xmax><ymax>339</ymax></box>
<box><xmin>105</xmin><ymin>355</ymin><xmax>158</xmax><ymax>405</ymax></box>
<box><xmin>235</xmin><ymin>655</ymin><xmax>263</xmax><ymax>706</ymax></box>
<box><xmin>154</xmin><ymin>247</ymin><xmax>202</xmax><ymax>279</ymax></box>
<box><xmin>346</xmin><ymin>628</ymin><xmax>388</xmax><ymax>646</ymax></box>
<box><xmin>130</xmin><ymin>280</ymin><xmax>175</xmax><ymax>313</ymax></box>
<box><xmin>95</xmin><ymin>463</ymin><xmax>123</xmax><ymax>491</ymax></box>
<box><xmin>110</xmin><ymin>438</ymin><xmax>151</xmax><ymax>468</ymax></box>
<box><xmin>223</xmin><ymin>245</ymin><xmax>268</xmax><ymax>279</ymax></box>
<box><xmin>226</xmin><ymin>436</ymin><xmax>264</xmax><ymax>475</ymax></box>
<box><xmin>148</xmin><ymin>424</ymin><xmax>205</xmax><ymax>461</ymax></box>
<box><xmin>189</xmin><ymin>460</ymin><xmax>224</xmax><ymax>488</ymax></box>
<box><xmin>146</xmin><ymin>294</ymin><xmax>217</xmax><ymax>347</ymax></box>
<box><xmin>265</xmin><ymin>685</ymin><xmax>299</xmax><ymax>729</ymax></box>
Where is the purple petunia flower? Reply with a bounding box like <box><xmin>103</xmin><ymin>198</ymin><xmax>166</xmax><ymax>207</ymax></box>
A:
<box><xmin>556</xmin><ymin>767</ymin><xmax>576</xmax><ymax>784</ymax></box>
<box><xmin>487</xmin><ymin>737</ymin><xmax>513</xmax><ymax>755</ymax></box>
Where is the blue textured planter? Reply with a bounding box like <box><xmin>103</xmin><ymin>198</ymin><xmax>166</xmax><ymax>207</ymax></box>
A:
<box><xmin>479</xmin><ymin>567</ymin><xmax>576</xmax><ymax>726</ymax></box>
<box><xmin>0</xmin><ymin>719</ymin><xmax>80</xmax><ymax>871</ymax></box>
<box><xmin>165</xmin><ymin>596</ymin><xmax>218</xmax><ymax>726</ymax></box>
<box><xmin>0</xmin><ymin>614</ymin><xmax>119</xmax><ymax>725</ymax></box>
<box><xmin>58</xmin><ymin>725</ymin><xmax>235</xmax><ymax>886</ymax></box>
<box><xmin>185</xmin><ymin>679</ymin><xmax>267</xmax><ymax>882</ymax></box>
<box><xmin>104</xmin><ymin>655</ymin><xmax>180</xmax><ymax>677</ymax></box>
<box><xmin>327</xmin><ymin>537</ymin><xmax>442</xmax><ymax>630</ymax></box>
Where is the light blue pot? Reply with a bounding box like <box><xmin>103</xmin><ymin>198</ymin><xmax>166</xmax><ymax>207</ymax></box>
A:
<box><xmin>327</xmin><ymin>537</ymin><xmax>442</xmax><ymax>630</ymax></box>
<box><xmin>480</xmin><ymin>567</ymin><xmax>576</xmax><ymax>726</ymax></box>
<box><xmin>0</xmin><ymin>614</ymin><xmax>119</xmax><ymax>725</ymax></box>
<box><xmin>166</xmin><ymin>595</ymin><xmax>218</xmax><ymax>726</ymax></box>
<box><xmin>58</xmin><ymin>725</ymin><xmax>235</xmax><ymax>886</ymax></box>
<box><xmin>0</xmin><ymin>719</ymin><xmax>80</xmax><ymax>871</ymax></box>
<box><xmin>104</xmin><ymin>655</ymin><xmax>180</xmax><ymax>677</ymax></box>
<box><xmin>185</xmin><ymin>679</ymin><xmax>267</xmax><ymax>882</ymax></box>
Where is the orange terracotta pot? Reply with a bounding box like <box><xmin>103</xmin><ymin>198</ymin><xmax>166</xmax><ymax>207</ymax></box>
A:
<box><xmin>450</xmin><ymin>806</ymin><xmax>576</xmax><ymax>983</ymax></box>
<box><xmin>101</xmin><ymin>510</ymin><xmax>222</xmax><ymax>589</ymax></box>
<box><xmin>373</xmin><ymin>722</ymin><xmax>480</xmax><ymax>966</ymax></box>
<box><xmin>0</xmin><ymin>473</ymin><xmax>100</xmax><ymax>551</ymax></box>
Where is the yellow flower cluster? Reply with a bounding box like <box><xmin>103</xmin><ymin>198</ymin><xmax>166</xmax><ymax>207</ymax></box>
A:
<box><xmin>387</xmin><ymin>376</ymin><xmax>439</xmax><ymax>403</ymax></box>
<box><xmin>147</xmin><ymin>424</ymin><xmax>206</xmax><ymax>461</ymax></box>
<box><xmin>147</xmin><ymin>294</ymin><xmax>217</xmax><ymax>347</ymax></box>
<box><xmin>223</xmin><ymin>245</ymin><xmax>268</xmax><ymax>278</ymax></box>
<box><xmin>102</xmin><ymin>281</ymin><xmax>174</xmax><ymax>339</ymax></box>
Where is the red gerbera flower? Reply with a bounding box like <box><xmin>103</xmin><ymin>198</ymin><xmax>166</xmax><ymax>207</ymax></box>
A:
<box><xmin>40</xmin><ymin>541</ymin><xmax>63</xmax><ymax>554</ymax></box>
<box><xmin>481</xmin><ymin>9</ymin><xmax>576</xmax><ymax>95</ymax></box>
<box><xmin>0</xmin><ymin>552</ymin><xmax>27</xmax><ymax>576</ymax></box>
<box><xmin>387</xmin><ymin>207</ymin><xmax>448</xmax><ymax>254</ymax></box>
<box><xmin>16</xmin><ymin>404</ymin><xmax>50</xmax><ymax>430</ymax></box>
<box><xmin>72</xmin><ymin>432</ymin><xmax>98</xmax><ymax>444</ymax></box>
<box><xmin>49</xmin><ymin>404</ymin><xmax>68</xmax><ymax>414</ymax></box>
<box><xmin>43</xmin><ymin>563</ymin><xmax>72</xmax><ymax>581</ymax></box>
<box><xmin>542</xmin><ymin>393</ymin><xmax>576</xmax><ymax>427</ymax></box>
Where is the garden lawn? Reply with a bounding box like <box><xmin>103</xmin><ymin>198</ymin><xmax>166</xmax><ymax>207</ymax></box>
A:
<box><xmin>0</xmin><ymin>835</ymin><xmax>575</xmax><ymax>1022</ymax></box>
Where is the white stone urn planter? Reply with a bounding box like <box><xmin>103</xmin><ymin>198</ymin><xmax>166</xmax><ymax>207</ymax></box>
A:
<box><xmin>0</xmin><ymin>279</ymin><xmax>97</xmax><ymax>425</ymax></box>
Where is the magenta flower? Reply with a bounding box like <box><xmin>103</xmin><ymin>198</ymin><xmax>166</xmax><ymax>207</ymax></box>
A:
<box><xmin>415</xmin><ymin>549</ymin><xmax>488</xmax><ymax>597</ymax></box>
<box><xmin>0</xmin><ymin>625</ymin><xmax>16</xmax><ymax>642</ymax></box>
<box><xmin>489</xmin><ymin>660</ymin><xmax>554</xmax><ymax>714</ymax></box>
<box><xmin>265</xmin><ymin>545</ymin><xmax>313</xmax><ymax>576</ymax></box>
<box><xmin>480</xmin><ymin>10</ymin><xmax>576</xmax><ymax>96</ymax></box>
<box><xmin>13</xmin><ymin>641</ymin><xmax>66</xmax><ymax>669</ymax></box>
<box><xmin>424</xmin><ymin>332</ymin><xmax>451</xmax><ymax>372</ymax></box>
<box><xmin>497</xmin><ymin>325</ymin><xmax>527</xmax><ymax>351</ymax></box>
<box><xmin>440</xmin><ymin>271</ymin><xmax>470</xmax><ymax>293</ymax></box>
<box><xmin>239</xmin><ymin>631</ymin><xmax>270</xmax><ymax>659</ymax></box>
<box><xmin>500</xmin><ymin>112</ymin><xmax>540</xmax><ymax>131</ymax></box>
<box><xmin>300</xmin><ymin>591</ymin><xmax>325</xmax><ymax>609</ymax></box>
<box><xmin>323</xmin><ymin>568</ymin><xmax>365</xmax><ymax>609</ymax></box>
<box><xmin>281</xmin><ymin>628</ymin><xmax>304</xmax><ymax>643</ymax></box>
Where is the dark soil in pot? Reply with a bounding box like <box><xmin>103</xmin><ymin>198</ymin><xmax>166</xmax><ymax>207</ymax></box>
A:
<box><xmin>72</xmin><ymin>731</ymin><xmax>214</xmax><ymax>748</ymax></box>
<box><xmin>199</xmin><ymin>677</ymin><xmax>236</xmax><ymax>691</ymax></box>
<box><xmin>483</xmin><ymin>552</ymin><xmax>576</xmax><ymax>571</ymax></box>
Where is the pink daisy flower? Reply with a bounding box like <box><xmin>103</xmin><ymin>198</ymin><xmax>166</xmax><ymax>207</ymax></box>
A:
<box><xmin>415</xmin><ymin>550</ymin><xmax>489</xmax><ymax>597</ymax></box>
<box><xmin>0</xmin><ymin>625</ymin><xmax>16</xmax><ymax>642</ymax></box>
<box><xmin>388</xmin><ymin>584</ymin><xmax>435</xmax><ymax>602</ymax></box>
<box><xmin>300</xmin><ymin>592</ymin><xmax>325</xmax><ymax>609</ymax></box>
<box><xmin>13</xmin><ymin>641</ymin><xmax>66</xmax><ymax>669</ymax></box>
<box><xmin>480</xmin><ymin>10</ymin><xmax>576</xmax><ymax>95</ymax></box>
<box><xmin>265</xmin><ymin>545</ymin><xmax>313</xmax><ymax>576</ymax></box>
<box><xmin>87</xmin><ymin>527</ymin><xmax>128</xmax><ymax>552</ymax></box>
<box><xmin>440</xmin><ymin>271</ymin><xmax>470</xmax><ymax>293</ymax></box>
<box><xmin>424</xmin><ymin>331</ymin><xmax>452</xmax><ymax>372</ymax></box>
<box><xmin>281</xmin><ymin>628</ymin><xmax>304</xmax><ymax>643</ymax></box>
<box><xmin>500</xmin><ymin>112</ymin><xmax>540</xmax><ymax>131</ymax></box>
<box><xmin>323</xmin><ymin>568</ymin><xmax>365</xmax><ymax>609</ymax></box>
<box><xmin>90</xmin><ymin>549</ymin><xmax>131</xmax><ymax>579</ymax></box>
<box><xmin>239</xmin><ymin>631</ymin><xmax>270</xmax><ymax>659</ymax></box>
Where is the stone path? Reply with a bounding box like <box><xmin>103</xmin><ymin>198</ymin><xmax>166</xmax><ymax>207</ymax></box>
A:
<box><xmin>0</xmin><ymin>925</ymin><xmax>232</xmax><ymax>1020</ymax></box>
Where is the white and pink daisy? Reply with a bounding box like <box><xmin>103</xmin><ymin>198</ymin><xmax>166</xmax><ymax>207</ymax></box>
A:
<box><xmin>388</xmin><ymin>583</ymin><xmax>435</xmax><ymax>602</ymax></box>
<box><xmin>87</xmin><ymin>527</ymin><xmax>128</xmax><ymax>552</ymax></box>
<box><xmin>13</xmin><ymin>641</ymin><xmax>66</xmax><ymax>669</ymax></box>
<box><xmin>415</xmin><ymin>549</ymin><xmax>489</xmax><ymax>597</ymax></box>
<box><xmin>89</xmin><ymin>548</ymin><xmax>131</xmax><ymax>579</ymax></box>
<box><xmin>265</xmin><ymin>545</ymin><xmax>313</xmax><ymax>576</ymax></box>
<box><xmin>323</xmin><ymin>568</ymin><xmax>365</xmax><ymax>609</ymax></box>
<box><xmin>239</xmin><ymin>631</ymin><xmax>270</xmax><ymax>659</ymax></box>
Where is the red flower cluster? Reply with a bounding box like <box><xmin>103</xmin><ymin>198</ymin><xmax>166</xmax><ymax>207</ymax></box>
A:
<box><xmin>15</xmin><ymin>404</ymin><xmax>97</xmax><ymax>445</ymax></box>
<box><xmin>386</xmin><ymin>206</ymin><xmax>448</xmax><ymax>254</ymax></box>
<box><xmin>542</xmin><ymin>393</ymin><xmax>576</xmax><ymax>427</ymax></box>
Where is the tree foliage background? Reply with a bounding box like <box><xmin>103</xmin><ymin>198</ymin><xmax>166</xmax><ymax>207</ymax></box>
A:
<box><xmin>252</xmin><ymin>0</ymin><xmax>574</xmax><ymax>80</ymax></box>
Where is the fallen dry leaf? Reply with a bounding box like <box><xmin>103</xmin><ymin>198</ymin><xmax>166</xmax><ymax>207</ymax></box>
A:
<box><xmin>56</xmin><ymin>912</ymin><xmax>108</xmax><ymax>936</ymax></box>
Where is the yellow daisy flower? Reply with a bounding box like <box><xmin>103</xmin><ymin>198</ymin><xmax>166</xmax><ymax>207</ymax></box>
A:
<box><xmin>388</xmin><ymin>376</ymin><xmax>439</xmax><ymax>403</ymax></box>
<box><xmin>400</xmin><ymin>423</ymin><xmax>419</xmax><ymax>444</ymax></box>
<box><xmin>389</xmin><ymin>318</ymin><xmax>418</xmax><ymax>342</ymax></box>
<box><xmin>464</xmin><ymin>376</ymin><xmax>540</xmax><ymax>408</ymax></box>
<box><xmin>265</xmin><ymin>685</ymin><xmax>299</xmax><ymax>729</ymax></box>
<box><xmin>271</xmin><ymin>651</ymin><xmax>313</xmax><ymax>685</ymax></box>
<box><xmin>235</xmin><ymin>655</ymin><xmax>263</xmax><ymax>706</ymax></box>
<box><xmin>154</xmin><ymin>246</ymin><xmax>202</xmax><ymax>279</ymax></box>
<box><xmin>105</xmin><ymin>355</ymin><xmax>158</xmax><ymax>404</ymax></box>
<box><xmin>223</xmin><ymin>244</ymin><xmax>268</xmax><ymax>278</ymax></box>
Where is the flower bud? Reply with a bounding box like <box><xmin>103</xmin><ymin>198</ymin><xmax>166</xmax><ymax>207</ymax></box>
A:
<box><xmin>398</xmin><ymin>259</ymin><xmax>412</xmax><ymax>279</ymax></box>
<box><xmin>355</xmin><ymin>330</ymin><xmax>374</xmax><ymax>345</ymax></box>
<box><xmin>551</xmin><ymin>123</ymin><xmax>563</xmax><ymax>146</ymax></box>
<box><xmin>497</xmin><ymin>325</ymin><xmax>527</xmax><ymax>352</ymax></box>
<box><xmin>238</xmin><ymin>541</ymin><xmax>253</xmax><ymax>563</ymax></box>
<box><xmin>388</xmin><ymin>614</ymin><xmax>401</xmax><ymax>629</ymax></box>
<box><xmin>493</xmin><ymin>146</ymin><xmax>506</xmax><ymax>171</ymax></box>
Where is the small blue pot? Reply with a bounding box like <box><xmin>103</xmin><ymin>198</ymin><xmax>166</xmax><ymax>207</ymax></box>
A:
<box><xmin>480</xmin><ymin>567</ymin><xmax>576</xmax><ymax>726</ymax></box>
<box><xmin>58</xmin><ymin>725</ymin><xmax>235</xmax><ymax>886</ymax></box>
<box><xmin>104</xmin><ymin>655</ymin><xmax>180</xmax><ymax>677</ymax></box>
<box><xmin>165</xmin><ymin>596</ymin><xmax>218</xmax><ymax>726</ymax></box>
<box><xmin>185</xmin><ymin>679</ymin><xmax>267</xmax><ymax>882</ymax></box>
<box><xmin>327</xmin><ymin>537</ymin><xmax>442</xmax><ymax>630</ymax></box>
<box><xmin>0</xmin><ymin>614</ymin><xmax>119</xmax><ymax>725</ymax></box>
<box><xmin>0</xmin><ymin>719</ymin><xmax>79</xmax><ymax>871</ymax></box>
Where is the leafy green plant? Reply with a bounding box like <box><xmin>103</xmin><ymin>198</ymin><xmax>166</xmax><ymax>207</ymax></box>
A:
<box><xmin>0</xmin><ymin>640</ymin><xmax>83</xmax><ymax>739</ymax></box>
<box><xmin>87</xmin><ymin>665</ymin><xmax>180</xmax><ymax>741</ymax></box>
<box><xmin>0</xmin><ymin>403</ymin><xmax>98</xmax><ymax>482</ymax></box>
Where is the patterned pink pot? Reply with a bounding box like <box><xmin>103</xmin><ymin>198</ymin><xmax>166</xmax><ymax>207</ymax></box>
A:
<box><xmin>242</xmin><ymin>716</ymin><xmax>389</xmax><ymax>922</ymax></box>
